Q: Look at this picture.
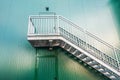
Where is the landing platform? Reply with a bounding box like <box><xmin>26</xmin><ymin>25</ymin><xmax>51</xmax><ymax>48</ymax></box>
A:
<box><xmin>28</xmin><ymin>34</ymin><xmax>61</xmax><ymax>47</ymax></box>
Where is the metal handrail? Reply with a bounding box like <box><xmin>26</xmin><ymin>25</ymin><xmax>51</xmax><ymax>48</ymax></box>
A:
<box><xmin>59</xmin><ymin>27</ymin><xmax>120</xmax><ymax>71</ymax></box>
<box><xmin>28</xmin><ymin>15</ymin><xmax>120</xmax><ymax>71</ymax></box>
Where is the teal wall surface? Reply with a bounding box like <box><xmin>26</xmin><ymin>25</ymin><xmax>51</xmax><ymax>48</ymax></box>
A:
<box><xmin>110</xmin><ymin>0</ymin><xmax>120</xmax><ymax>40</ymax></box>
<box><xmin>0</xmin><ymin>0</ymin><xmax>119</xmax><ymax>80</ymax></box>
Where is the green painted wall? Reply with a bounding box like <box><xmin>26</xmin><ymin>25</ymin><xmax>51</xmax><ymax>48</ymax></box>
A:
<box><xmin>0</xmin><ymin>0</ymin><xmax>118</xmax><ymax>80</ymax></box>
<box><xmin>110</xmin><ymin>0</ymin><xmax>120</xmax><ymax>40</ymax></box>
<box><xmin>35</xmin><ymin>48</ymin><xmax>109</xmax><ymax>80</ymax></box>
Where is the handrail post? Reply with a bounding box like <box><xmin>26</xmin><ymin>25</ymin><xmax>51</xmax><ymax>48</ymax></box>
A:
<box><xmin>28</xmin><ymin>16</ymin><xmax>35</xmax><ymax>34</ymax></box>
<box><xmin>27</xmin><ymin>16</ymin><xmax>31</xmax><ymax>34</ymax></box>
<box><xmin>53</xmin><ymin>13</ymin><xmax>57</xmax><ymax>34</ymax></box>
<box><xmin>57</xmin><ymin>15</ymin><xmax>60</xmax><ymax>35</ymax></box>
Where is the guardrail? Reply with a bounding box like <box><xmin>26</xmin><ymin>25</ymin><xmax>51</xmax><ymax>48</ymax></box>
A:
<box><xmin>28</xmin><ymin>15</ymin><xmax>120</xmax><ymax>71</ymax></box>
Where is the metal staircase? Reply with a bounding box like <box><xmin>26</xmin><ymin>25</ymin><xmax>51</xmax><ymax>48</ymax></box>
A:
<box><xmin>27</xmin><ymin>14</ymin><xmax>120</xmax><ymax>80</ymax></box>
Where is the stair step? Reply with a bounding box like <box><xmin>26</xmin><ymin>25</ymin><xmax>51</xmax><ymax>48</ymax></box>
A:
<box><xmin>64</xmin><ymin>44</ymin><xmax>70</xmax><ymax>50</ymax></box>
<box><xmin>77</xmin><ymin>54</ymin><xmax>87</xmax><ymax>59</ymax></box>
<box><xmin>87</xmin><ymin>61</ymin><xmax>98</xmax><ymax>66</ymax></box>
<box><xmin>98</xmin><ymin>68</ymin><xmax>104</xmax><ymax>72</ymax></box>
<box><xmin>103</xmin><ymin>72</ymin><xmax>110</xmax><ymax>76</ymax></box>
<box><xmin>74</xmin><ymin>51</ymin><xmax>81</xmax><ymax>56</ymax></box>
<box><xmin>72</xmin><ymin>50</ymin><xmax>78</xmax><ymax>55</ymax></box>
<box><xmin>66</xmin><ymin>46</ymin><xmax>72</xmax><ymax>51</ymax></box>
<box><xmin>98</xmin><ymin>68</ymin><xmax>104</xmax><ymax>71</ymax></box>
<box><xmin>69</xmin><ymin>47</ymin><xmax>76</xmax><ymax>53</ymax></box>
<box><xmin>92</xmin><ymin>65</ymin><xmax>101</xmax><ymax>69</ymax></box>
<box><xmin>82</xmin><ymin>57</ymin><xmax>92</xmax><ymax>62</ymax></box>
<box><xmin>109</xmin><ymin>75</ymin><xmax>116</xmax><ymax>79</ymax></box>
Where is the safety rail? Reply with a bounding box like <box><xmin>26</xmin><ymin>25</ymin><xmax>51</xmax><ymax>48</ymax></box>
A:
<box><xmin>28</xmin><ymin>15</ymin><xmax>120</xmax><ymax>71</ymax></box>
<box><xmin>28</xmin><ymin>15</ymin><xmax>58</xmax><ymax>35</ymax></box>
<box><xmin>59</xmin><ymin>27</ymin><xmax>120</xmax><ymax>71</ymax></box>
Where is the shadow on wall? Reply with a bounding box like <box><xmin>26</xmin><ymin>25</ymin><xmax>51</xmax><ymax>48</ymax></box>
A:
<box><xmin>110</xmin><ymin>0</ymin><xmax>120</xmax><ymax>39</ymax></box>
